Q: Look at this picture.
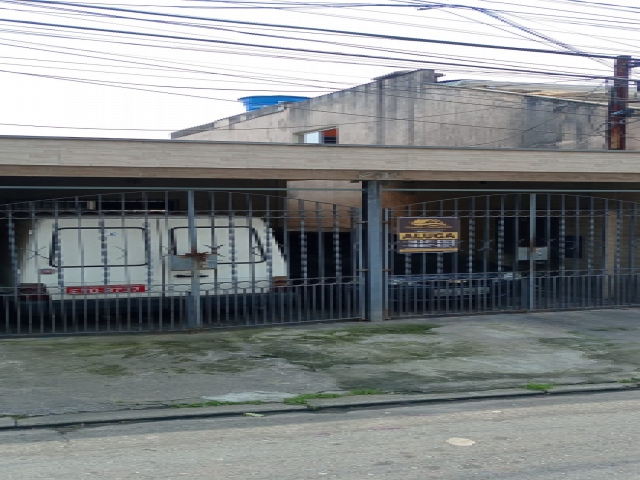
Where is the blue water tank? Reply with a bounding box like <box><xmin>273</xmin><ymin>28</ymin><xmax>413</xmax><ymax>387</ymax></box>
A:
<box><xmin>238</xmin><ymin>95</ymin><xmax>310</xmax><ymax>112</ymax></box>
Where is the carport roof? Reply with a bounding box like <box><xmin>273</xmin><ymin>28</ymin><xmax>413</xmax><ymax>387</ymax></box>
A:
<box><xmin>2</xmin><ymin>135</ymin><xmax>640</xmax><ymax>183</ymax></box>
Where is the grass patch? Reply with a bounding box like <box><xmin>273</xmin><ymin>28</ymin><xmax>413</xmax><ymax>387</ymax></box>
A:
<box><xmin>348</xmin><ymin>389</ymin><xmax>384</xmax><ymax>396</ymax></box>
<box><xmin>525</xmin><ymin>383</ymin><xmax>554</xmax><ymax>391</ymax></box>
<box><xmin>284</xmin><ymin>389</ymin><xmax>387</xmax><ymax>405</ymax></box>
<box><xmin>305</xmin><ymin>323</ymin><xmax>440</xmax><ymax>341</ymax></box>
<box><xmin>284</xmin><ymin>393</ymin><xmax>344</xmax><ymax>405</ymax></box>
<box><xmin>170</xmin><ymin>400</ymin><xmax>265</xmax><ymax>409</ymax></box>
<box><xmin>619</xmin><ymin>378</ymin><xmax>640</xmax><ymax>384</ymax></box>
<box><xmin>258</xmin><ymin>338</ymin><xmax>479</xmax><ymax>372</ymax></box>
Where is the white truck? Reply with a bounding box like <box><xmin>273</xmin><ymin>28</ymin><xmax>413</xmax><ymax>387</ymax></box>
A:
<box><xmin>0</xmin><ymin>215</ymin><xmax>291</xmax><ymax>317</ymax></box>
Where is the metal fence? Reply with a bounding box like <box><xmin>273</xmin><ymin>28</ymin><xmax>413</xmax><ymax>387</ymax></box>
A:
<box><xmin>3</xmin><ymin>189</ymin><xmax>640</xmax><ymax>336</ymax></box>
<box><xmin>0</xmin><ymin>191</ymin><xmax>362</xmax><ymax>336</ymax></box>
<box><xmin>384</xmin><ymin>194</ymin><xmax>640</xmax><ymax>318</ymax></box>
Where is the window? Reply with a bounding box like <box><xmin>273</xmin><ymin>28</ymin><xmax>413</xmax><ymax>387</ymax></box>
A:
<box><xmin>300</xmin><ymin>128</ymin><xmax>339</xmax><ymax>144</ymax></box>
<box><xmin>170</xmin><ymin>226</ymin><xmax>266</xmax><ymax>264</ymax></box>
<box><xmin>51</xmin><ymin>227</ymin><xmax>148</xmax><ymax>268</ymax></box>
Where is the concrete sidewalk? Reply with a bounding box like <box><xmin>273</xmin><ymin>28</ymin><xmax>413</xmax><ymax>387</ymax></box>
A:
<box><xmin>2</xmin><ymin>309</ymin><xmax>640</xmax><ymax>417</ymax></box>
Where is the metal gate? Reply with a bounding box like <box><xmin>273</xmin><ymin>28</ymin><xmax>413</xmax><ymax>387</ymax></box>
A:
<box><xmin>5</xmin><ymin>189</ymin><xmax>639</xmax><ymax>335</ymax></box>
<box><xmin>385</xmin><ymin>194</ymin><xmax>640</xmax><ymax>318</ymax></box>
<box><xmin>0</xmin><ymin>190</ymin><xmax>362</xmax><ymax>336</ymax></box>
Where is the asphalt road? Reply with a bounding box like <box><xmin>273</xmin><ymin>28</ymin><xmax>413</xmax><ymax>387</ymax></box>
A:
<box><xmin>2</xmin><ymin>391</ymin><xmax>640</xmax><ymax>479</ymax></box>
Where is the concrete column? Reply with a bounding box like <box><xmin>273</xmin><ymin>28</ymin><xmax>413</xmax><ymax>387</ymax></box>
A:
<box><xmin>362</xmin><ymin>181</ymin><xmax>385</xmax><ymax>321</ymax></box>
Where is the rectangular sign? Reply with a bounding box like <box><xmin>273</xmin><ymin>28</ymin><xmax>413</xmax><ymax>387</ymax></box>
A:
<box><xmin>66</xmin><ymin>284</ymin><xmax>147</xmax><ymax>295</ymax></box>
<box><xmin>397</xmin><ymin>217</ymin><xmax>460</xmax><ymax>253</ymax></box>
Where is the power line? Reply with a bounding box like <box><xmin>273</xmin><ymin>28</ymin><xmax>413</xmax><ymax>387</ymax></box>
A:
<box><xmin>0</xmin><ymin>60</ymin><xmax>619</xmax><ymax>124</ymax></box>
<box><xmin>0</xmin><ymin>60</ymin><xmax>336</xmax><ymax>90</ymax></box>
<box><xmin>4</xmin><ymin>1</ymin><xmax>635</xmax><ymax>80</ymax></box>
<box><xmin>5</xmin><ymin>14</ymin><xmax>624</xmax><ymax>76</ymax></box>
<box><xmin>0</xmin><ymin>37</ymin><xmax>363</xmax><ymax>89</ymax></box>
<box><xmin>8</xmin><ymin>0</ymin><xmax>626</xmax><ymax>59</ymax></box>
<box><xmin>4</xmin><ymin>23</ymin><xmax>622</xmax><ymax>80</ymax></box>
<box><xmin>0</xmin><ymin>18</ymin><xmax>626</xmax><ymax>81</ymax></box>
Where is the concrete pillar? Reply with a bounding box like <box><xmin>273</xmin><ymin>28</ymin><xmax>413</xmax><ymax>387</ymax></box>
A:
<box><xmin>362</xmin><ymin>181</ymin><xmax>385</xmax><ymax>321</ymax></box>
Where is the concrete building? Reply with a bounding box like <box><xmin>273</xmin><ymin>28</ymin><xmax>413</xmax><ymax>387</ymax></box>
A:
<box><xmin>171</xmin><ymin>69</ymin><xmax>640</xmax><ymax>211</ymax></box>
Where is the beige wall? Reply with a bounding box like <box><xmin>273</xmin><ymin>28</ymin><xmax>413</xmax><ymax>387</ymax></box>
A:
<box><xmin>173</xmin><ymin>70</ymin><xmax>640</xmax><ymax>216</ymax></box>
<box><xmin>175</xmin><ymin>71</ymin><xmax>623</xmax><ymax>150</ymax></box>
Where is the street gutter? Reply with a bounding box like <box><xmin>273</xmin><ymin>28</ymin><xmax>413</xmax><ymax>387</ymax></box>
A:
<box><xmin>1</xmin><ymin>383</ymin><xmax>636</xmax><ymax>431</ymax></box>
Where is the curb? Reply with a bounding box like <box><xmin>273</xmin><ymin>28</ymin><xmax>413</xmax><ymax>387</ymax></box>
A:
<box><xmin>306</xmin><ymin>384</ymin><xmax>639</xmax><ymax>411</ymax></box>
<box><xmin>2</xmin><ymin>383</ymin><xmax>637</xmax><ymax>431</ymax></box>
<box><xmin>2</xmin><ymin>404</ymin><xmax>307</xmax><ymax>430</ymax></box>
<box><xmin>306</xmin><ymin>389</ymin><xmax>543</xmax><ymax>410</ymax></box>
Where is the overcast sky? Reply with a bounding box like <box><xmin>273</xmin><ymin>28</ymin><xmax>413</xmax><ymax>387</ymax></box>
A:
<box><xmin>1</xmin><ymin>0</ymin><xmax>638</xmax><ymax>139</ymax></box>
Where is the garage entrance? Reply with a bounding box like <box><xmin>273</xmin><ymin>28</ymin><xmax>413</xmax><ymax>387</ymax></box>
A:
<box><xmin>0</xmin><ymin>189</ymin><xmax>362</xmax><ymax>336</ymax></box>
<box><xmin>384</xmin><ymin>193</ymin><xmax>640</xmax><ymax>318</ymax></box>
<box><xmin>3</xmin><ymin>187</ymin><xmax>640</xmax><ymax>336</ymax></box>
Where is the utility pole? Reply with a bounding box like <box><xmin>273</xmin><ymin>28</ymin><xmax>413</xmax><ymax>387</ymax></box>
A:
<box><xmin>608</xmin><ymin>55</ymin><xmax>635</xmax><ymax>150</ymax></box>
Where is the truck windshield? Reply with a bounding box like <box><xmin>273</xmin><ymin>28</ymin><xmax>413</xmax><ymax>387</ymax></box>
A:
<box><xmin>51</xmin><ymin>227</ymin><xmax>148</xmax><ymax>268</ymax></box>
<box><xmin>171</xmin><ymin>226</ymin><xmax>266</xmax><ymax>264</ymax></box>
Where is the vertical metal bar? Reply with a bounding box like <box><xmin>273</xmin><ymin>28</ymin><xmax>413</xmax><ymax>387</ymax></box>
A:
<box><xmin>408</xmin><ymin>206</ymin><xmax>415</xmax><ymax>316</ymax></box>
<box><xmin>589</xmin><ymin>197</ymin><xmax>596</xmax><ymax>306</ymax></box>
<box><xmin>515</xmin><ymin>194</ymin><xmax>524</xmax><ymax>309</ymax></box>
<box><xmin>229</xmin><ymin>193</ymin><xmax>238</xmax><ymax>321</ymax></box>
<box><xmin>333</xmin><ymin>204</ymin><xmax>341</xmax><ymax>319</ymax></box>
<box><xmin>498</xmin><ymin>195</ymin><xmax>505</xmax><ymax>308</ymax></box>
<box><xmin>247</xmin><ymin>194</ymin><xmax>256</xmax><ymax>326</ymax></box>
<box><xmin>631</xmin><ymin>202</ymin><xmax>637</xmax><ymax>274</ymax></box>
<box><xmin>264</xmin><ymin>195</ymin><xmax>274</xmax><ymax>325</ymax></box>
<box><xmin>421</xmin><ymin>201</ymin><xmax>428</xmax><ymax>316</ymax></box>
<box><xmin>120</xmin><ymin>194</ymin><xmax>130</xmax><ymax>331</ymax></box>
<box><xmin>443</xmin><ymin>199</ymin><xmax>453</xmax><ymax>316</ymax></box>
<box><xmin>164</xmin><ymin>191</ymin><xmax>175</xmax><ymax>330</ymax></box>
<box><xmin>75</xmin><ymin>196</ymin><xmax>85</xmax><ymax>333</ymax></box>
<box><xmin>316</xmin><ymin>202</ymin><xmax>324</xmax><ymax>319</ymax></box>
<box><xmin>386</xmin><ymin>207</ymin><xmax>394</xmax><ymax>317</ymax></box>
<box><xmin>573</xmin><ymin>196</ymin><xmax>581</xmax><ymax>308</ymax></box>
<box><xmin>404</xmin><ymin>205</ymin><xmax>412</xmax><ymax>317</ymax></box>
<box><xmin>353</xmin><ymin>206</ymin><xmax>361</xmax><ymax>319</ymax></box>
<box><xmin>54</xmin><ymin>201</ymin><xmax>65</xmax><ymax>333</ymax></box>
<box><xmin>7</xmin><ymin>206</ymin><xmax>20</xmax><ymax>335</ymax></box>
<box><xmin>98</xmin><ymin>195</ymin><xmax>109</xmax><ymax>333</ymax></box>
<box><xmin>545</xmin><ymin>194</ymin><xmax>552</xmax><ymax>309</ymax></box>
<box><xmin>528</xmin><ymin>193</ymin><xmax>537</xmax><ymax>311</ymax></box>
<box><xmin>630</xmin><ymin>202</ymin><xmax>637</xmax><ymax>305</ymax></box>
<box><xmin>362</xmin><ymin>181</ymin><xmax>384</xmax><ymax>321</ymax></box>
<box><xmin>28</xmin><ymin>201</ymin><xmax>39</xmax><ymax>334</ymax></box>
<box><xmin>209</xmin><ymin>192</ymin><xmax>222</xmax><ymax>327</ymax></box>
<box><xmin>450</xmin><ymin>198</ymin><xmax>457</xmax><ymax>276</ymax></box>
<box><xmin>142</xmin><ymin>193</ymin><xmax>152</xmax><ymax>331</ymax></box>
<box><xmin>187</xmin><ymin>190</ymin><xmax>201</xmax><ymax>329</ymax></box>
<box><xmin>616</xmin><ymin>200</ymin><xmax>623</xmax><ymax>305</ymax></box>
<box><xmin>559</xmin><ymin>195</ymin><xmax>566</xmax><ymax>308</ymax></box>
<box><xmin>467</xmin><ymin>196</ymin><xmax>476</xmax><ymax>313</ymax></box>
<box><xmin>383</xmin><ymin>207</ymin><xmax>390</xmax><ymax>318</ymax></box>
<box><xmin>483</xmin><ymin>195</ymin><xmax>490</xmax><ymax>311</ymax></box>
<box><xmin>299</xmin><ymin>199</ymin><xmax>308</xmax><ymax>320</ymax></box>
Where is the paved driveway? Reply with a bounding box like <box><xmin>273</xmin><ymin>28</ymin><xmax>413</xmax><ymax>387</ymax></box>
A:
<box><xmin>1</xmin><ymin>309</ymin><xmax>639</xmax><ymax>416</ymax></box>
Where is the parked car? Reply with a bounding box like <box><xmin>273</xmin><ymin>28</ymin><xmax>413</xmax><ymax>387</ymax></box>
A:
<box><xmin>388</xmin><ymin>253</ymin><xmax>521</xmax><ymax>306</ymax></box>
